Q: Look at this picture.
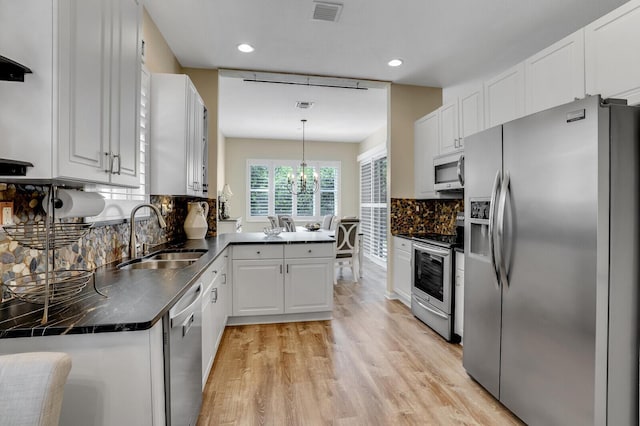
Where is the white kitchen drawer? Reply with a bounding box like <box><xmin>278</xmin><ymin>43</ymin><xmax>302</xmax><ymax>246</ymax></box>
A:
<box><xmin>284</xmin><ymin>243</ymin><xmax>334</xmax><ymax>259</ymax></box>
<box><xmin>232</xmin><ymin>244</ymin><xmax>283</xmax><ymax>260</ymax></box>
<box><xmin>394</xmin><ymin>236</ymin><xmax>412</xmax><ymax>254</ymax></box>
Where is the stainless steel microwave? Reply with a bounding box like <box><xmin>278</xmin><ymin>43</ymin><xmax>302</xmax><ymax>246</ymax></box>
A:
<box><xmin>433</xmin><ymin>151</ymin><xmax>464</xmax><ymax>191</ymax></box>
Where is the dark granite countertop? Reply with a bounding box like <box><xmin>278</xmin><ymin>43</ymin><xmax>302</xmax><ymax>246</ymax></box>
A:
<box><xmin>0</xmin><ymin>232</ymin><xmax>335</xmax><ymax>339</ymax></box>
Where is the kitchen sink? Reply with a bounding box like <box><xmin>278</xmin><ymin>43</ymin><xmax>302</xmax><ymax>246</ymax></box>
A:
<box><xmin>146</xmin><ymin>249</ymin><xmax>207</xmax><ymax>261</ymax></box>
<box><xmin>116</xmin><ymin>249</ymin><xmax>207</xmax><ymax>270</ymax></box>
<box><xmin>117</xmin><ymin>259</ymin><xmax>197</xmax><ymax>270</ymax></box>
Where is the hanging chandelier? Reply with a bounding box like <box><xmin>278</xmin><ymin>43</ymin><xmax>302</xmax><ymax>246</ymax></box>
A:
<box><xmin>288</xmin><ymin>119</ymin><xmax>319</xmax><ymax>195</ymax></box>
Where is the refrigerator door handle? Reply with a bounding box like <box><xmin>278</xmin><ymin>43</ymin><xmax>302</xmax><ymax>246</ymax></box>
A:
<box><xmin>488</xmin><ymin>170</ymin><xmax>502</xmax><ymax>289</ymax></box>
<box><xmin>497</xmin><ymin>171</ymin><xmax>511</xmax><ymax>287</ymax></box>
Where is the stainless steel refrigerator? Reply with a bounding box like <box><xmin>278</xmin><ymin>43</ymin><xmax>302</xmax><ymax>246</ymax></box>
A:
<box><xmin>463</xmin><ymin>96</ymin><xmax>639</xmax><ymax>425</ymax></box>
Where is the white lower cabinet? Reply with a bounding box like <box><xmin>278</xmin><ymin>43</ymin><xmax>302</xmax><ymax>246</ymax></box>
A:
<box><xmin>0</xmin><ymin>322</ymin><xmax>165</xmax><ymax>426</ymax></box>
<box><xmin>284</xmin><ymin>258</ymin><xmax>333</xmax><ymax>313</ymax></box>
<box><xmin>454</xmin><ymin>251</ymin><xmax>465</xmax><ymax>341</ymax></box>
<box><xmin>201</xmin><ymin>249</ymin><xmax>230</xmax><ymax>387</ymax></box>
<box><xmin>231</xmin><ymin>243</ymin><xmax>334</xmax><ymax>318</ymax></box>
<box><xmin>232</xmin><ymin>259</ymin><xmax>285</xmax><ymax>316</ymax></box>
<box><xmin>201</xmin><ymin>279</ymin><xmax>215</xmax><ymax>388</ymax></box>
<box><xmin>392</xmin><ymin>237</ymin><xmax>412</xmax><ymax>306</ymax></box>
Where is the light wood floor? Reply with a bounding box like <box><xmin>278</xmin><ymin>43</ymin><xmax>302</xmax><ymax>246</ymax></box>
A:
<box><xmin>198</xmin><ymin>259</ymin><xmax>523</xmax><ymax>425</ymax></box>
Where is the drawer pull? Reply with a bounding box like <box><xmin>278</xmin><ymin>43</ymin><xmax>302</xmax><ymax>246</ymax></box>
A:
<box><xmin>256</xmin><ymin>251</ymin><xmax>261</xmax><ymax>254</ymax></box>
<box><xmin>308</xmin><ymin>249</ymin><xmax>312</xmax><ymax>253</ymax></box>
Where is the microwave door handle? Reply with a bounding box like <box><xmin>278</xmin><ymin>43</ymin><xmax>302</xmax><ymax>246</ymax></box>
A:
<box><xmin>457</xmin><ymin>154</ymin><xmax>465</xmax><ymax>186</ymax></box>
<box><xmin>489</xmin><ymin>170</ymin><xmax>502</xmax><ymax>290</ymax></box>
<box><xmin>497</xmin><ymin>171</ymin><xmax>510</xmax><ymax>288</ymax></box>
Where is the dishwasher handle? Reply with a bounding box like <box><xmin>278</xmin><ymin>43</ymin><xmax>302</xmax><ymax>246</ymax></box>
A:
<box><xmin>170</xmin><ymin>284</ymin><xmax>202</xmax><ymax>328</ymax></box>
<box><xmin>181</xmin><ymin>313</ymin><xmax>195</xmax><ymax>337</ymax></box>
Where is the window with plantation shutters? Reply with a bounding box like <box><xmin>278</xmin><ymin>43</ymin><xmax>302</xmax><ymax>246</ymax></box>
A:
<box><xmin>249</xmin><ymin>165</ymin><xmax>270</xmax><ymax>216</ymax></box>
<box><xmin>359</xmin><ymin>150</ymin><xmax>387</xmax><ymax>265</ymax></box>
<box><xmin>247</xmin><ymin>159</ymin><xmax>340</xmax><ymax>220</ymax></box>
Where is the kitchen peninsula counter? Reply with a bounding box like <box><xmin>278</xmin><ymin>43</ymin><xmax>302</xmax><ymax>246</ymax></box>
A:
<box><xmin>0</xmin><ymin>232</ymin><xmax>335</xmax><ymax>339</ymax></box>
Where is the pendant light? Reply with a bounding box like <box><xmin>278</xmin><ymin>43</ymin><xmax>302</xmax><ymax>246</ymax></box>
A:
<box><xmin>287</xmin><ymin>119</ymin><xmax>319</xmax><ymax>195</ymax></box>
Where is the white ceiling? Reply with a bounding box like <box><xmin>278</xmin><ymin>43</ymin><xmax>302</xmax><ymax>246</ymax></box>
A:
<box><xmin>145</xmin><ymin>0</ymin><xmax>628</xmax><ymax>141</ymax></box>
<box><xmin>218</xmin><ymin>71</ymin><xmax>387</xmax><ymax>142</ymax></box>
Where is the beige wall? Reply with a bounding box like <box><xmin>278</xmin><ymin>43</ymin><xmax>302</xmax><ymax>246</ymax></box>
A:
<box><xmin>183</xmin><ymin>68</ymin><xmax>219</xmax><ymax>198</ymax></box>
<box><xmin>225</xmin><ymin>137</ymin><xmax>360</xmax><ymax>232</ymax></box>
<box><xmin>389</xmin><ymin>84</ymin><xmax>441</xmax><ymax>198</ymax></box>
<box><xmin>142</xmin><ymin>8</ymin><xmax>182</xmax><ymax>74</ymax></box>
<box><xmin>217</xmin><ymin>130</ymin><xmax>226</xmax><ymax>193</ymax></box>
<box><xmin>359</xmin><ymin>125</ymin><xmax>387</xmax><ymax>155</ymax></box>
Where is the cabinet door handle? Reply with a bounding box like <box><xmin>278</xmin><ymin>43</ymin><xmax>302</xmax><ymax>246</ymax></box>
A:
<box><xmin>280</xmin><ymin>264</ymin><xmax>283</xmax><ymax>274</ymax></box>
<box><xmin>221</xmin><ymin>273</ymin><xmax>226</xmax><ymax>284</ymax></box>
<box><xmin>286</xmin><ymin>264</ymin><xmax>289</xmax><ymax>274</ymax></box>
<box><xmin>211</xmin><ymin>287</ymin><xmax>218</xmax><ymax>303</ymax></box>
<box><xmin>104</xmin><ymin>152</ymin><xmax>111</xmax><ymax>173</ymax></box>
<box><xmin>112</xmin><ymin>154</ymin><xmax>121</xmax><ymax>175</ymax></box>
<box><xmin>256</xmin><ymin>251</ymin><xmax>261</xmax><ymax>255</ymax></box>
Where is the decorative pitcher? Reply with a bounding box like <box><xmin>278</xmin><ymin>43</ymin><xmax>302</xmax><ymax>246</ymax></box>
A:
<box><xmin>184</xmin><ymin>201</ymin><xmax>209</xmax><ymax>239</ymax></box>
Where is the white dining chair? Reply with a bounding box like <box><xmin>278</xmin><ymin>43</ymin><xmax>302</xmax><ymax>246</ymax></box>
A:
<box><xmin>0</xmin><ymin>352</ymin><xmax>72</xmax><ymax>426</ymax></box>
<box><xmin>279</xmin><ymin>215</ymin><xmax>296</xmax><ymax>232</ymax></box>
<box><xmin>334</xmin><ymin>218</ymin><xmax>360</xmax><ymax>284</ymax></box>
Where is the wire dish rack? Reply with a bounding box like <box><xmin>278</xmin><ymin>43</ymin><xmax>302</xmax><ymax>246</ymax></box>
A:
<box><xmin>2</xmin><ymin>269</ymin><xmax>94</xmax><ymax>304</ymax></box>
<box><xmin>0</xmin><ymin>185</ymin><xmax>105</xmax><ymax>324</ymax></box>
<box><xmin>2</xmin><ymin>222</ymin><xmax>92</xmax><ymax>250</ymax></box>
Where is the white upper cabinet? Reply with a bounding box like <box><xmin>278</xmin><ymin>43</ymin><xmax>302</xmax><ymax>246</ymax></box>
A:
<box><xmin>459</xmin><ymin>86</ymin><xmax>484</xmax><ymax>144</ymax></box>
<box><xmin>150</xmin><ymin>74</ymin><xmax>208</xmax><ymax>196</ymax></box>
<box><xmin>525</xmin><ymin>30</ymin><xmax>585</xmax><ymax>115</ymax></box>
<box><xmin>439</xmin><ymin>101</ymin><xmax>460</xmax><ymax>154</ymax></box>
<box><xmin>0</xmin><ymin>0</ymin><xmax>141</xmax><ymax>185</ymax></box>
<box><xmin>484</xmin><ymin>63</ymin><xmax>525</xmax><ymax>128</ymax></box>
<box><xmin>585</xmin><ymin>0</ymin><xmax>640</xmax><ymax>105</ymax></box>
<box><xmin>414</xmin><ymin>110</ymin><xmax>439</xmax><ymax>199</ymax></box>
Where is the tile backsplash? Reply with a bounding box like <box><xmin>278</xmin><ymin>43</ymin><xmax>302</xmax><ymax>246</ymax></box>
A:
<box><xmin>390</xmin><ymin>198</ymin><xmax>464</xmax><ymax>235</ymax></box>
<box><xmin>0</xmin><ymin>184</ymin><xmax>216</xmax><ymax>295</ymax></box>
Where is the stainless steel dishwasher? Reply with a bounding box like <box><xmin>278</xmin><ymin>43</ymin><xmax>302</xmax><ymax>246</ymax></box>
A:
<box><xmin>163</xmin><ymin>281</ymin><xmax>203</xmax><ymax>426</ymax></box>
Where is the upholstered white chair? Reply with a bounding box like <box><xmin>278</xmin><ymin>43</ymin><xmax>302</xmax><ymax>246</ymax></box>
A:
<box><xmin>334</xmin><ymin>218</ymin><xmax>360</xmax><ymax>284</ymax></box>
<box><xmin>321</xmin><ymin>214</ymin><xmax>334</xmax><ymax>230</ymax></box>
<box><xmin>279</xmin><ymin>215</ymin><xmax>296</xmax><ymax>232</ymax></box>
<box><xmin>0</xmin><ymin>352</ymin><xmax>72</xmax><ymax>426</ymax></box>
<box><xmin>267</xmin><ymin>215</ymin><xmax>279</xmax><ymax>228</ymax></box>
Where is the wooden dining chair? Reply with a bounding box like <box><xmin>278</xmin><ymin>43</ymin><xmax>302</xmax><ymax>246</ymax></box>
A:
<box><xmin>334</xmin><ymin>218</ymin><xmax>360</xmax><ymax>284</ymax></box>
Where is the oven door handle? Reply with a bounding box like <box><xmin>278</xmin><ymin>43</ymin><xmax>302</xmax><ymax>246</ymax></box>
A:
<box><xmin>413</xmin><ymin>243</ymin><xmax>450</xmax><ymax>258</ymax></box>
<box><xmin>414</xmin><ymin>297</ymin><xmax>448</xmax><ymax>319</ymax></box>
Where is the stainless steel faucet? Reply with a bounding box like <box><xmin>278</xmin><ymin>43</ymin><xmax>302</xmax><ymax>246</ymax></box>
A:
<box><xmin>129</xmin><ymin>203</ymin><xmax>167</xmax><ymax>259</ymax></box>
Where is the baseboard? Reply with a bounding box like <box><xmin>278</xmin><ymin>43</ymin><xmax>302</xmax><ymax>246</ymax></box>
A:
<box><xmin>227</xmin><ymin>311</ymin><xmax>332</xmax><ymax>326</ymax></box>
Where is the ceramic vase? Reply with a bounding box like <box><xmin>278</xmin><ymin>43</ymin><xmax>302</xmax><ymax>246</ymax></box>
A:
<box><xmin>184</xmin><ymin>201</ymin><xmax>209</xmax><ymax>239</ymax></box>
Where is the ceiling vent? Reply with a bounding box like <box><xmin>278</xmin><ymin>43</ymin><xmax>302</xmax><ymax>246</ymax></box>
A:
<box><xmin>312</xmin><ymin>1</ymin><xmax>343</xmax><ymax>22</ymax></box>
<box><xmin>296</xmin><ymin>101</ymin><xmax>314</xmax><ymax>109</ymax></box>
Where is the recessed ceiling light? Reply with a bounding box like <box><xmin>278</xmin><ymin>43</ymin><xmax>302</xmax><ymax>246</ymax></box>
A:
<box><xmin>237</xmin><ymin>43</ymin><xmax>255</xmax><ymax>53</ymax></box>
<box><xmin>388</xmin><ymin>59</ymin><xmax>403</xmax><ymax>67</ymax></box>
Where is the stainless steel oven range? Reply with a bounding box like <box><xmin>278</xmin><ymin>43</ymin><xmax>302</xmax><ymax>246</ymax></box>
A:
<box><xmin>409</xmin><ymin>234</ymin><xmax>458</xmax><ymax>342</ymax></box>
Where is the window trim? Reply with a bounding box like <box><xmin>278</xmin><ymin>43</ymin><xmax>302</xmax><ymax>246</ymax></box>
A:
<box><xmin>246</xmin><ymin>159</ymin><xmax>341</xmax><ymax>222</ymax></box>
